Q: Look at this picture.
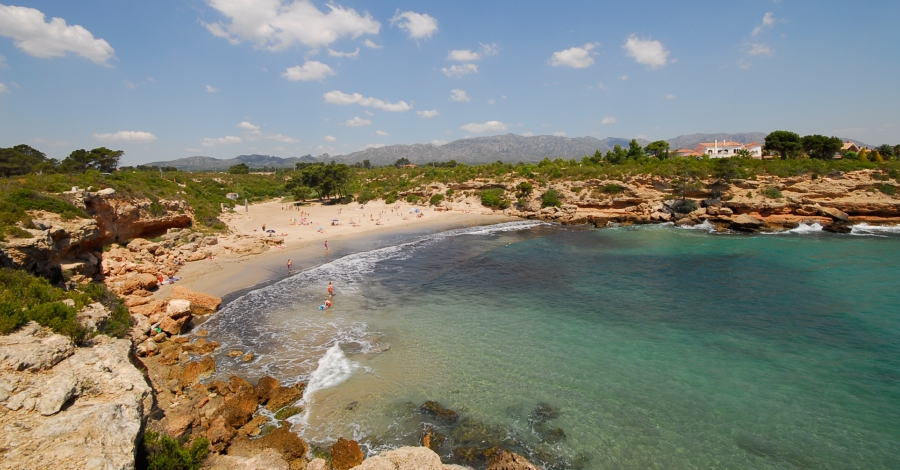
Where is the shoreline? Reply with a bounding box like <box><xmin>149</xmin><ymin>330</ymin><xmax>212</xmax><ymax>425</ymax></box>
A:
<box><xmin>157</xmin><ymin>199</ymin><xmax>515</xmax><ymax>300</ymax></box>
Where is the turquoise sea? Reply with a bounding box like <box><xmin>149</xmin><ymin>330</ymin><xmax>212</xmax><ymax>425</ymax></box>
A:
<box><xmin>203</xmin><ymin>222</ymin><xmax>900</xmax><ymax>469</ymax></box>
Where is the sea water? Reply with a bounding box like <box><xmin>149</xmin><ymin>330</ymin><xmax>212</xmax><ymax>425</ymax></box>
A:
<box><xmin>202</xmin><ymin>222</ymin><xmax>900</xmax><ymax>469</ymax></box>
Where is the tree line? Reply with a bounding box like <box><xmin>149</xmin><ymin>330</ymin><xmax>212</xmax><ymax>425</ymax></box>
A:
<box><xmin>0</xmin><ymin>145</ymin><xmax>124</xmax><ymax>177</ymax></box>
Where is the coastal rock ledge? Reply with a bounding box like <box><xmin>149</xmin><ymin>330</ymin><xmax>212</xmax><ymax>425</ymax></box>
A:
<box><xmin>0</xmin><ymin>322</ymin><xmax>152</xmax><ymax>470</ymax></box>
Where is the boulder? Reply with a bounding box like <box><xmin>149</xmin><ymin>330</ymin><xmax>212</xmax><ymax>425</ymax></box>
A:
<box><xmin>255</xmin><ymin>376</ymin><xmax>280</xmax><ymax>404</ymax></box>
<box><xmin>76</xmin><ymin>302</ymin><xmax>110</xmax><ymax>332</ymax></box>
<box><xmin>205</xmin><ymin>449</ymin><xmax>291</xmax><ymax>470</ymax></box>
<box><xmin>266</xmin><ymin>386</ymin><xmax>301</xmax><ymax>412</ymax></box>
<box><xmin>420</xmin><ymin>401</ymin><xmax>459</xmax><ymax>424</ymax></box>
<box><xmin>0</xmin><ymin>322</ymin><xmax>74</xmax><ymax>372</ymax></box>
<box><xmin>129</xmin><ymin>299</ymin><xmax>167</xmax><ymax>317</ymax></box>
<box><xmin>487</xmin><ymin>450</ymin><xmax>541</xmax><ymax>470</ymax></box>
<box><xmin>159</xmin><ymin>315</ymin><xmax>189</xmax><ymax>336</ymax></box>
<box><xmin>229</xmin><ymin>425</ymin><xmax>309</xmax><ymax>463</ymax></box>
<box><xmin>331</xmin><ymin>437</ymin><xmax>365</xmax><ymax>470</ymax></box>
<box><xmin>170</xmin><ymin>286</ymin><xmax>222</xmax><ymax>314</ymax></box>
<box><xmin>729</xmin><ymin>214</ymin><xmax>766</xmax><ymax>232</ymax></box>
<box><xmin>166</xmin><ymin>299</ymin><xmax>192</xmax><ymax>319</ymax></box>
<box><xmin>818</xmin><ymin>206</ymin><xmax>850</xmax><ymax>222</ymax></box>
<box><xmin>221</xmin><ymin>390</ymin><xmax>258</xmax><ymax>428</ymax></box>
<box><xmin>37</xmin><ymin>373</ymin><xmax>78</xmax><ymax>416</ymax></box>
<box><xmin>199</xmin><ymin>355</ymin><xmax>216</xmax><ymax>379</ymax></box>
<box><xmin>182</xmin><ymin>360</ymin><xmax>202</xmax><ymax>388</ymax></box>
<box><xmin>307</xmin><ymin>459</ymin><xmax>328</xmax><ymax>470</ymax></box>
<box><xmin>166</xmin><ymin>412</ymin><xmax>196</xmax><ymax>437</ymax></box>
<box><xmin>355</xmin><ymin>447</ymin><xmax>443</xmax><ymax>470</ymax></box>
<box><xmin>207</xmin><ymin>415</ymin><xmax>235</xmax><ymax>445</ymax></box>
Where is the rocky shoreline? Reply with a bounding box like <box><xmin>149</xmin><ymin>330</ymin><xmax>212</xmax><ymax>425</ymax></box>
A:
<box><xmin>2</xmin><ymin>171</ymin><xmax>899</xmax><ymax>469</ymax></box>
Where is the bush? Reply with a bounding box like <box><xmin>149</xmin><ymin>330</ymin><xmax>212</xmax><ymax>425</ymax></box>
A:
<box><xmin>760</xmin><ymin>186</ymin><xmax>783</xmax><ymax>199</ymax></box>
<box><xmin>515</xmin><ymin>181</ymin><xmax>533</xmax><ymax>197</ymax></box>
<box><xmin>445</xmin><ymin>189</ymin><xmax>455</xmax><ymax>197</ymax></box>
<box><xmin>429</xmin><ymin>194</ymin><xmax>444</xmax><ymax>206</ymax></box>
<box><xmin>356</xmin><ymin>189</ymin><xmax>378</xmax><ymax>204</ymax></box>
<box><xmin>143</xmin><ymin>431</ymin><xmax>209</xmax><ymax>470</ymax></box>
<box><xmin>405</xmin><ymin>194</ymin><xmax>420</xmax><ymax>204</ymax></box>
<box><xmin>671</xmin><ymin>199</ymin><xmax>699</xmax><ymax>214</ymax></box>
<box><xmin>879</xmin><ymin>184</ymin><xmax>897</xmax><ymax>196</ymax></box>
<box><xmin>0</xmin><ymin>301</ymin><xmax>27</xmax><ymax>335</ymax></box>
<box><xmin>599</xmin><ymin>183</ymin><xmax>624</xmax><ymax>194</ymax></box>
<box><xmin>384</xmin><ymin>191</ymin><xmax>398</xmax><ymax>204</ymax></box>
<box><xmin>480</xmin><ymin>188</ymin><xmax>510</xmax><ymax>209</ymax></box>
<box><xmin>541</xmin><ymin>189</ymin><xmax>562</xmax><ymax>208</ymax></box>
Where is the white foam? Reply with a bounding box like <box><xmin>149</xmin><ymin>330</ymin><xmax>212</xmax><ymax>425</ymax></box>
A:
<box><xmin>851</xmin><ymin>223</ymin><xmax>900</xmax><ymax>235</ymax></box>
<box><xmin>677</xmin><ymin>220</ymin><xmax>716</xmax><ymax>232</ymax></box>
<box><xmin>787</xmin><ymin>222</ymin><xmax>824</xmax><ymax>234</ymax></box>
<box><xmin>304</xmin><ymin>343</ymin><xmax>359</xmax><ymax>397</ymax></box>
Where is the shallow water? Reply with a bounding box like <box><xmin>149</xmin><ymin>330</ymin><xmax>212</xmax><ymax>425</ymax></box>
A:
<box><xmin>202</xmin><ymin>222</ymin><xmax>900</xmax><ymax>469</ymax></box>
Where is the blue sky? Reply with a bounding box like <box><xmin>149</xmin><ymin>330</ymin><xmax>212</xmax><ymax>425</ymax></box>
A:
<box><xmin>0</xmin><ymin>0</ymin><xmax>898</xmax><ymax>166</ymax></box>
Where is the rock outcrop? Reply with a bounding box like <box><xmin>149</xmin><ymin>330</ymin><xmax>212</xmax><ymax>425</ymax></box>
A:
<box><xmin>0</xmin><ymin>323</ymin><xmax>152</xmax><ymax>470</ymax></box>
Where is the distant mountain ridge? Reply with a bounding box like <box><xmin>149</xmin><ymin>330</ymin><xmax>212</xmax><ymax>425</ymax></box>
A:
<box><xmin>146</xmin><ymin>133</ymin><xmax>873</xmax><ymax>170</ymax></box>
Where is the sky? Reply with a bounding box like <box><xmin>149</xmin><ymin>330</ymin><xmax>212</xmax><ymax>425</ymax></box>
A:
<box><xmin>0</xmin><ymin>0</ymin><xmax>898</xmax><ymax>166</ymax></box>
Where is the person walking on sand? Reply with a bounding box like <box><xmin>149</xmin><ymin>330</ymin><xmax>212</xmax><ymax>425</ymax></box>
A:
<box><xmin>324</xmin><ymin>240</ymin><xmax>328</xmax><ymax>250</ymax></box>
<box><xmin>287</xmin><ymin>258</ymin><xmax>293</xmax><ymax>273</ymax></box>
<box><xmin>328</xmin><ymin>282</ymin><xmax>334</xmax><ymax>297</ymax></box>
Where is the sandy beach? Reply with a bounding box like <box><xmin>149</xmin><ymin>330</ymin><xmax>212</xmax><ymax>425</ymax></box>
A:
<box><xmin>156</xmin><ymin>199</ymin><xmax>514</xmax><ymax>299</ymax></box>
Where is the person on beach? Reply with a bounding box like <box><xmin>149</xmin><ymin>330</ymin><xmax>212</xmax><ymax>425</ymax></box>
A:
<box><xmin>328</xmin><ymin>282</ymin><xmax>334</xmax><ymax>297</ymax></box>
<box><xmin>325</xmin><ymin>299</ymin><xmax>332</xmax><ymax>309</ymax></box>
<box><xmin>287</xmin><ymin>258</ymin><xmax>293</xmax><ymax>273</ymax></box>
<box><xmin>262</xmin><ymin>224</ymin><xmax>266</xmax><ymax>232</ymax></box>
<box><xmin>324</xmin><ymin>240</ymin><xmax>328</xmax><ymax>250</ymax></box>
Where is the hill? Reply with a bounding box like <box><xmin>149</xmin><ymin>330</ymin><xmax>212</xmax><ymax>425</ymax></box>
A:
<box><xmin>144</xmin><ymin>154</ymin><xmax>318</xmax><ymax>171</ymax></box>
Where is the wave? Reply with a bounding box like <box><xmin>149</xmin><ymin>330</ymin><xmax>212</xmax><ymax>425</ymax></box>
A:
<box><xmin>851</xmin><ymin>223</ymin><xmax>900</xmax><ymax>236</ymax></box>
<box><xmin>676</xmin><ymin>220</ymin><xmax>716</xmax><ymax>232</ymax></box>
<box><xmin>787</xmin><ymin>222</ymin><xmax>824</xmax><ymax>234</ymax></box>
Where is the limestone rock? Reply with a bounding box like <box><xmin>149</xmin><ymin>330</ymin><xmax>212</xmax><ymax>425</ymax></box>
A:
<box><xmin>266</xmin><ymin>386</ymin><xmax>301</xmax><ymax>411</ymax></box>
<box><xmin>0</xmin><ymin>322</ymin><xmax>74</xmax><ymax>372</ymax></box>
<box><xmin>76</xmin><ymin>302</ymin><xmax>110</xmax><ymax>332</ymax></box>
<box><xmin>356</xmin><ymin>446</ymin><xmax>443</xmax><ymax>470</ymax></box>
<box><xmin>255</xmin><ymin>376</ymin><xmax>280</xmax><ymax>404</ymax></box>
<box><xmin>205</xmin><ymin>448</ymin><xmax>291</xmax><ymax>470</ymax></box>
<box><xmin>207</xmin><ymin>415</ymin><xmax>235</xmax><ymax>445</ymax></box>
<box><xmin>37</xmin><ymin>373</ymin><xmax>78</xmax><ymax>416</ymax></box>
<box><xmin>729</xmin><ymin>214</ymin><xmax>766</xmax><ymax>232</ymax></box>
<box><xmin>166</xmin><ymin>299</ymin><xmax>192</xmax><ymax>319</ymax></box>
<box><xmin>487</xmin><ymin>450</ymin><xmax>542</xmax><ymax>470</ymax></box>
<box><xmin>331</xmin><ymin>437</ymin><xmax>365</xmax><ymax>470</ymax></box>
<box><xmin>307</xmin><ymin>459</ymin><xmax>328</xmax><ymax>470</ymax></box>
<box><xmin>182</xmin><ymin>360</ymin><xmax>202</xmax><ymax>388</ymax></box>
<box><xmin>818</xmin><ymin>206</ymin><xmax>850</xmax><ymax>221</ymax></box>
<box><xmin>420</xmin><ymin>400</ymin><xmax>459</xmax><ymax>424</ymax></box>
<box><xmin>160</xmin><ymin>314</ymin><xmax>189</xmax><ymax>335</ymax></box>
<box><xmin>171</xmin><ymin>286</ymin><xmax>222</xmax><ymax>314</ymax></box>
<box><xmin>229</xmin><ymin>425</ymin><xmax>309</xmax><ymax>463</ymax></box>
<box><xmin>221</xmin><ymin>390</ymin><xmax>258</xmax><ymax>428</ymax></box>
<box><xmin>129</xmin><ymin>299</ymin><xmax>167</xmax><ymax>317</ymax></box>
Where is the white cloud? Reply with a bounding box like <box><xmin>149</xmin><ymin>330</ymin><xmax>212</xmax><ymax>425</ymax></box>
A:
<box><xmin>601</xmin><ymin>117</ymin><xmax>617</xmax><ymax>124</ymax></box>
<box><xmin>206</xmin><ymin>85</ymin><xmax>220</xmax><ymax>93</ymax></box>
<box><xmin>447</xmin><ymin>43</ymin><xmax>499</xmax><ymax>61</ymax></box>
<box><xmin>376</xmin><ymin>130</ymin><xmax>389</xmax><ymax>136</ymax></box>
<box><xmin>752</xmin><ymin>12</ymin><xmax>776</xmax><ymax>36</ymax></box>
<box><xmin>548</xmin><ymin>43</ymin><xmax>598</xmax><ymax>68</ymax></box>
<box><xmin>460</xmin><ymin>121</ymin><xmax>507</xmax><ymax>134</ymax></box>
<box><xmin>619</xmin><ymin>74</ymin><xmax>629</xmax><ymax>80</ymax></box>
<box><xmin>324</xmin><ymin>135</ymin><xmax>337</xmax><ymax>142</ymax></box>
<box><xmin>323</xmin><ymin>90</ymin><xmax>412</xmax><ymax>112</ymax></box>
<box><xmin>282</xmin><ymin>60</ymin><xmax>336</xmax><ymax>81</ymax></box>
<box><xmin>553</xmin><ymin>131</ymin><xmax>566</xmax><ymax>137</ymax></box>
<box><xmin>146</xmin><ymin>76</ymin><xmax>155</xmax><ymax>82</ymax></box>
<box><xmin>390</xmin><ymin>11</ymin><xmax>438</xmax><ymax>39</ymax></box>
<box><xmin>747</xmin><ymin>43</ymin><xmax>774</xmax><ymax>56</ymax></box>
<box><xmin>450</xmin><ymin>89</ymin><xmax>470</xmax><ymax>102</ymax></box>
<box><xmin>364</xmin><ymin>110</ymin><xmax>374</xmax><ymax>116</ymax></box>
<box><xmin>364</xmin><ymin>143</ymin><xmax>385</xmax><ymax>150</ymax></box>
<box><xmin>186</xmin><ymin>148</ymin><xmax>202</xmax><ymax>153</ymax></box>
<box><xmin>267</xmin><ymin>133</ymin><xmax>298</xmax><ymax>143</ymax></box>
<box><xmin>328</xmin><ymin>48</ymin><xmax>359</xmax><ymax>58</ymax></box>
<box><xmin>203</xmin><ymin>0</ymin><xmax>380</xmax><ymax>51</ymax></box>
<box><xmin>623</xmin><ymin>35</ymin><xmax>669</xmax><ymax>68</ymax></box>
<box><xmin>0</xmin><ymin>5</ymin><xmax>115</xmax><ymax>65</ymax></box>
<box><xmin>417</xmin><ymin>109</ymin><xmax>440</xmax><ymax>118</ymax></box>
<box><xmin>738</xmin><ymin>59</ymin><xmax>753</xmax><ymax>70</ymax></box>
<box><xmin>597</xmin><ymin>82</ymin><xmax>607</xmax><ymax>90</ymax></box>
<box><xmin>442</xmin><ymin>63</ymin><xmax>478</xmax><ymax>78</ymax></box>
<box><xmin>346</xmin><ymin>116</ymin><xmax>371</xmax><ymax>127</ymax></box>
<box><xmin>666</xmin><ymin>94</ymin><xmax>677</xmax><ymax>100</ymax></box>
<box><xmin>93</xmin><ymin>131</ymin><xmax>157</xmax><ymax>144</ymax></box>
<box><xmin>202</xmin><ymin>136</ymin><xmax>242</xmax><ymax>147</ymax></box>
<box><xmin>0</xmin><ymin>83</ymin><xmax>8</xmax><ymax>93</ymax></box>
<box><xmin>237</xmin><ymin>121</ymin><xmax>261</xmax><ymax>134</ymax></box>
<box><xmin>124</xmin><ymin>80</ymin><xmax>136</xmax><ymax>90</ymax></box>
<box><xmin>487</xmin><ymin>98</ymin><xmax>496</xmax><ymax>105</ymax></box>
<box><xmin>431</xmin><ymin>140</ymin><xmax>447</xmax><ymax>146</ymax></box>
<box><xmin>520</xmin><ymin>132</ymin><xmax>534</xmax><ymax>137</ymax></box>
<box><xmin>0</xmin><ymin>53</ymin><xmax>5</xmax><ymax>67</ymax></box>
<box><xmin>363</xmin><ymin>38</ymin><xmax>381</xmax><ymax>49</ymax></box>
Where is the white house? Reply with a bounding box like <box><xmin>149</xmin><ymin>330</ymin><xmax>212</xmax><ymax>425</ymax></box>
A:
<box><xmin>693</xmin><ymin>140</ymin><xmax>763</xmax><ymax>158</ymax></box>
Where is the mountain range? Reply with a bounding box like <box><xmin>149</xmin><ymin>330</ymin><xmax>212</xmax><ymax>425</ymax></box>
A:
<box><xmin>145</xmin><ymin>133</ymin><xmax>871</xmax><ymax>171</ymax></box>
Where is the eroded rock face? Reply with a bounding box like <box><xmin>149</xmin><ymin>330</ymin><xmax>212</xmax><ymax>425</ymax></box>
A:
<box><xmin>0</xmin><ymin>327</ymin><xmax>152</xmax><ymax>470</ymax></box>
<box><xmin>355</xmin><ymin>446</ymin><xmax>444</xmax><ymax>470</ymax></box>
<box><xmin>171</xmin><ymin>286</ymin><xmax>222</xmax><ymax>314</ymax></box>
<box><xmin>331</xmin><ymin>437</ymin><xmax>365</xmax><ymax>470</ymax></box>
<box><xmin>487</xmin><ymin>450</ymin><xmax>542</xmax><ymax>470</ymax></box>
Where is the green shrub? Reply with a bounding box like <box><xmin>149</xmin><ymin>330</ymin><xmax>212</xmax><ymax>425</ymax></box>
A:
<box><xmin>515</xmin><ymin>181</ymin><xmax>533</xmax><ymax>197</ymax></box>
<box><xmin>671</xmin><ymin>199</ymin><xmax>699</xmax><ymax>214</ymax></box>
<box><xmin>445</xmin><ymin>189</ymin><xmax>455</xmax><ymax>197</ymax></box>
<box><xmin>405</xmin><ymin>194</ymin><xmax>420</xmax><ymax>204</ymax></box>
<box><xmin>356</xmin><ymin>189</ymin><xmax>378</xmax><ymax>204</ymax></box>
<box><xmin>143</xmin><ymin>431</ymin><xmax>209</xmax><ymax>470</ymax></box>
<box><xmin>760</xmin><ymin>186</ymin><xmax>783</xmax><ymax>199</ymax></box>
<box><xmin>0</xmin><ymin>301</ymin><xmax>27</xmax><ymax>335</ymax></box>
<box><xmin>480</xmin><ymin>188</ymin><xmax>510</xmax><ymax>209</ymax></box>
<box><xmin>541</xmin><ymin>189</ymin><xmax>562</xmax><ymax>208</ymax></box>
<box><xmin>599</xmin><ymin>183</ymin><xmax>624</xmax><ymax>194</ymax></box>
<box><xmin>384</xmin><ymin>191</ymin><xmax>398</xmax><ymax>204</ymax></box>
<box><xmin>879</xmin><ymin>184</ymin><xmax>897</xmax><ymax>196</ymax></box>
<box><xmin>429</xmin><ymin>194</ymin><xmax>444</xmax><ymax>206</ymax></box>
